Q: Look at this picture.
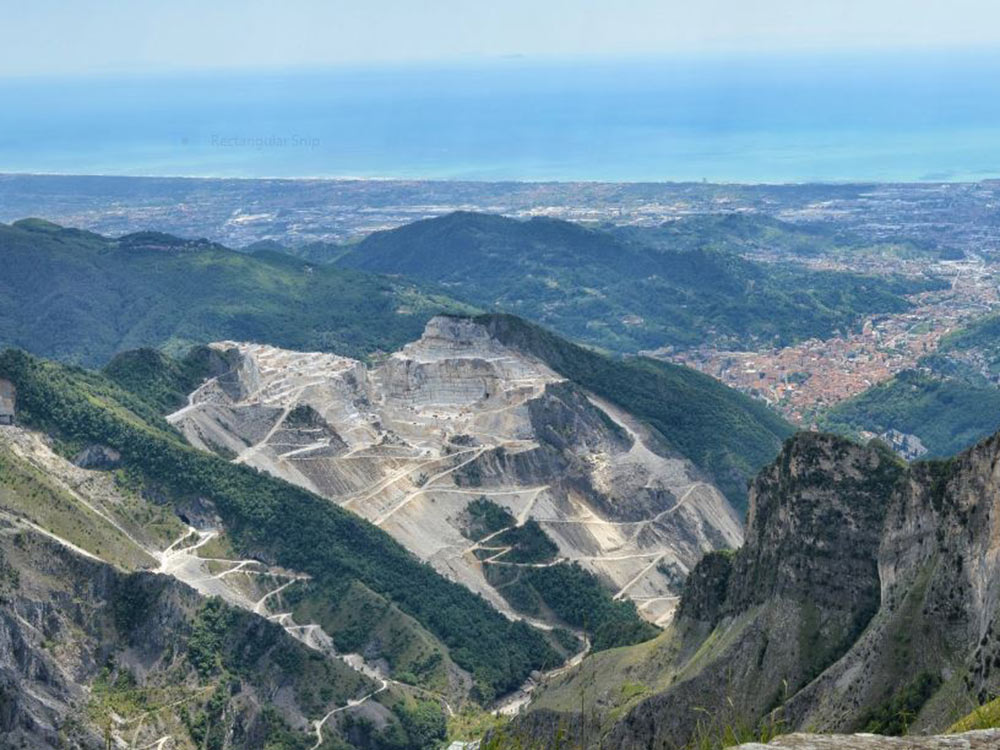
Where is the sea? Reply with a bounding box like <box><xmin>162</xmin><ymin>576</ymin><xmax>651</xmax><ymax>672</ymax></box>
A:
<box><xmin>2</xmin><ymin>50</ymin><xmax>1000</xmax><ymax>183</ymax></box>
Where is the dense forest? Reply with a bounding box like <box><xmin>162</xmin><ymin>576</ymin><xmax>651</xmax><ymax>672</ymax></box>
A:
<box><xmin>822</xmin><ymin>369</ymin><xmax>1000</xmax><ymax>457</ymax></box>
<box><xmin>0</xmin><ymin>219</ymin><xmax>470</xmax><ymax>366</ymax></box>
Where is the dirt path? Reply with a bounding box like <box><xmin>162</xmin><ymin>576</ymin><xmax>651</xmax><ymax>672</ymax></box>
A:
<box><xmin>373</xmin><ymin>446</ymin><xmax>487</xmax><ymax>526</ymax></box>
<box><xmin>310</xmin><ymin>680</ymin><xmax>390</xmax><ymax>750</ymax></box>
<box><xmin>613</xmin><ymin>553</ymin><xmax>666</xmax><ymax>601</ymax></box>
<box><xmin>165</xmin><ymin>377</ymin><xmax>219</xmax><ymax>423</ymax></box>
<box><xmin>233</xmin><ymin>402</ymin><xmax>295</xmax><ymax>465</ymax></box>
<box><xmin>342</xmin><ymin>450</ymin><xmax>475</xmax><ymax>510</ymax></box>
<box><xmin>532</xmin><ymin>481</ymin><xmax>710</xmax><ymax>528</ymax></box>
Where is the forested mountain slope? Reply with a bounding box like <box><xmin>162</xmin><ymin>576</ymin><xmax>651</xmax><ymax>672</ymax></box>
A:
<box><xmin>0</xmin><ymin>218</ymin><xmax>470</xmax><ymax>366</ymax></box>
<box><xmin>335</xmin><ymin>212</ymin><xmax>944</xmax><ymax>355</ymax></box>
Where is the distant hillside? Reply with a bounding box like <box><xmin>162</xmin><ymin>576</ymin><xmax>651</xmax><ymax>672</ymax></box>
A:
<box><xmin>335</xmin><ymin>212</ymin><xmax>945</xmax><ymax>355</ymax></box>
<box><xmin>0</xmin><ymin>218</ymin><xmax>471</xmax><ymax>366</ymax></box>
<box><xmin>609</xmin><ymin>212</ymin><xmax>962</xmax><ymax>260</ymax></box>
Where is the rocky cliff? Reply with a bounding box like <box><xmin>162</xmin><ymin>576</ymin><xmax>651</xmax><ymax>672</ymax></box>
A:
<box><xmin>734</xmin><ymin>730</ymin><xmax>1000</xmax><ymax>749</ymax></box>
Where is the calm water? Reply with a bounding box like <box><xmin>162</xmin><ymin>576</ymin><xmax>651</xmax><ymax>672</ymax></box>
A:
<box><xmin>2</xmin><ymin>52</ymin><xmax>1000</xmax><ymax>182</ymax></box>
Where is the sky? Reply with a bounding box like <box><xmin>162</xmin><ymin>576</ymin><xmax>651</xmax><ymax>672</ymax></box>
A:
<box><xmin>4</xmin><ymin>0</ymin><xmax>1000</xmax><ymax>77</ymax></box>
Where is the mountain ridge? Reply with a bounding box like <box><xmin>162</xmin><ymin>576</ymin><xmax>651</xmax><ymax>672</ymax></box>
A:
<box><xmin>0</xmin><ymin>218</ymin><xmax>473</xmax><ymax>366</ymax></box>
<box><xmin>502</xmin><ymin>426</ymin><xmax>1000</xmax><ymax>747</ymax></box>
<box><xmin>162</xmin><ymin>315</ymin><xmax>746</xmax><ymax>642</ymax></box>
<box><xmin>334</xmin><ymin>211</ymin><xmax>945</xmax><ymax>355</ymax></box>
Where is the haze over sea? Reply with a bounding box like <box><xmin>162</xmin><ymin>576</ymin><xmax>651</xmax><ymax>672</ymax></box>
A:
<box><xmin>3</xmin><ymin>51</ymin><xmax>1000</xmax><ymax>183</ymax></box>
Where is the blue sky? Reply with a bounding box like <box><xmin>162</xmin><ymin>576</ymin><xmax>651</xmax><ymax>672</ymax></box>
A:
<box><xmin>5</xmin><ymin>0</ymin><xmax>1000</xmax><ymax>77</ymax></box>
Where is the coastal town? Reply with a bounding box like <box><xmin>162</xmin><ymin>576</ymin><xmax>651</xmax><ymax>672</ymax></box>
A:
<box><xmin>658</xmin><ymin>255</ymin><xmax>1000</xmax><ymax>423</ymax></box>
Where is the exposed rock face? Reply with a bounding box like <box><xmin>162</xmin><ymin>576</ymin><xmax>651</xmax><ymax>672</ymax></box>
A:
<box><xmin>783</xmin><ymin>434</ymin><xmax>1000</xmax><ymax>733</ymax></box>
<box><xmin>519</xmin><ymin>428</ymin><xmax>1000</xmax><ymax>748</ymax></box>
<box><xmin>602</xmin><ymin>434</ymin><xmax>904</xmax><ymax>749</ymax></box>
<box><xmin>72</xmin><ymin>443</ymin><xmax>122</xmax><ymax>470</ymax></box>
<box><xmin>0</xmin><ymin>524</ymin><xmax>373</xmax><ymax>749</ymax></box>
<box><xmin>168</xmin><ymin>316</ymin><xmax>744</xmax><ymax>627</ymax></box>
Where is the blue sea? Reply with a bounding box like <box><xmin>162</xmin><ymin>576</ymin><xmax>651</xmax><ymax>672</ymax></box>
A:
<box><xmin>2</xmin><ymin>51</ymin><xmax>1000</xmax><ymax>183</ymax></box>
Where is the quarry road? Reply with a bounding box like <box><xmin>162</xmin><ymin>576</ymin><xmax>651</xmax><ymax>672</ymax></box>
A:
<box><xmin>277</xmin><ymin>440</ymin><xmax>331</xmax><ymax>459</ymax></box>
<box><xmin>136</xmin><ymin>737</ymin><xmax>172</xmax><ymax>750</ymax></box>
<box><xmin>233</xmin><ymin>402</ymin><xmax>297</xmax><ymax>465</ymax></box>
<box><xmin>253</xmin><ymin>577</ymin><xmax>302</xmax><ymax>614</ymax></box>
<box><xmin>532</xmin><ymin>481</ymin><xmax>711</xmax><ymax>527</ymax></box>
<box><xmin>310</xmin><ymin>680</ymin><xmax>389</xmax><ymax>750</ymax></box>
<box><xmin>15</xmin><ymin>518</ymin><xmax>104</xmax><ymax>562</ymax></box>
<box><xmin>165</xmin><ymin>376</ymin><xmax>219</xmax><ymax>422</ymax></box>
<box><xmin>342</xmin><ymin>449</ymin><xmax>477</xmax><ymax>509</ymax></box>
<box><xmin>157</xmin><ymin>528</ymin><xmax>217</xmax><ymax>570</ymax></box>
<box><xmin>462</xmin><ymin>484</ymin><xmax>552</xmax><ymax>567</ymax></box>
<box><xmin>231</xmin><ymin>378</ymin><xmax>331</xmax><ymax>466</ymax></box>
<box><xmin>576</xmin><ymin>552</ymin><xmax>663</xmax><ymax>562</ymax></box>
<box><xmin>155</xmin><ymin>532</ymin><xmax>460</xmax><ymax>735</ymax></box>
<box><xmin>613</xmin><ymin>552</ymin><xmax>667</xmax><ymax>600</ymax></box>
<box><xmin>373</xmin><ymin>446</ymin><xmax>488</xmax><ymax>525</ymax></box>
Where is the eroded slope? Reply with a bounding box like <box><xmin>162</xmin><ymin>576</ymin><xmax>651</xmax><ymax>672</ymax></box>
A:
<box><xmin>169</xmin><ymin>316</ymin><xmax>743</xmax><ymax>628</ymax></box>
<box><xmin>0</xmin><ymin>425</ymin><xmax>419</xmax><ymax>750</ymax></box>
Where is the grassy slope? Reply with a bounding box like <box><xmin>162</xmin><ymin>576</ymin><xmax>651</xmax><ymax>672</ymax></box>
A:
<box><xmin>951</xmin><ymin>695</ymin><xmax>1000</xmax><ymax>732</ymax></box>
<box><xmin>0</xmin><ymin>441</ymin><xmax>163</xmax><ymax>570</ymax></box>
<box><xmin>336</xmin><ymin>211</ymin><xmax>944</xmax><ymax>355</ymax></box>
<box><xmin>0</xmin><ymin>218</ymin><xmax>472</xmax><ymax>366</ymax></box>
<box><xmin>476</xmin><ymin>314</ymin><xmax>793</xmax><ymax>510</ymax></box>
<box><xmin>0</xmin><ymin>348</ymin><xmax>560</xmax><ymax>702</ymax></box>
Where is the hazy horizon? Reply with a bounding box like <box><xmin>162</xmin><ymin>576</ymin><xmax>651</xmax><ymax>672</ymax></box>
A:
<box><xmin>6</xmin><ymin>0</ymin><xmax>1000</xmax><ymax>77</ymax></box>
<box><xmin>2</xmin><ymin>51</ymin><xmax>1000</xmax><ymax>183</ymax></box>
<box><xmin>5</xmin><ymin>2</ymin><xmax>1000</xmax><ymax>183</ymax></box>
